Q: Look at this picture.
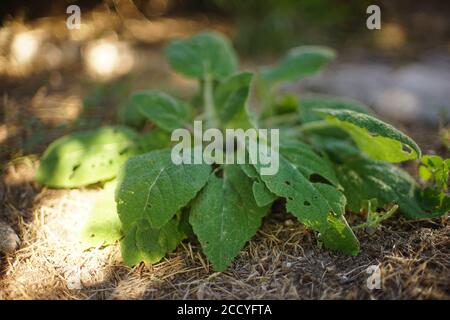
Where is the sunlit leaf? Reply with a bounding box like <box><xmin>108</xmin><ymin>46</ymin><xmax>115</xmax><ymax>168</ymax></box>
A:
<box><xmin>36</xmin><ymin>126</ymin><xmax>139</xmax><ymax>188</ymax></box>
<box><xmin>319</xmin><ymin>109</ymin><xmax>421</xmax><ymax>163</ymax></box>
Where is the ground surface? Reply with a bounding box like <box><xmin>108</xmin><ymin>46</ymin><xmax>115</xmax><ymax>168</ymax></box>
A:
<box><xmin>0</xmin><ymin>162</ymin><xmax>449</xmax><ymax>299</ymax></box>
<box><xmin>1</xmin><ymin>4</ymin><xmax>449</xmax><ymax>300</ymax></box>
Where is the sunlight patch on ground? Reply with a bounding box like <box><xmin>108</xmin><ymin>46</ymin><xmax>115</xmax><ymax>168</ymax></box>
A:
<box><xmin>1</xmin><ymin>189</ymin><xmax>118</xmax><ymax>299</ymax></box>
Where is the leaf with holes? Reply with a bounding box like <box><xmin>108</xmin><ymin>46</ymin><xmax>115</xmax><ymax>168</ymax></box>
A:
<box><xmin>190</xmin><ymin>165</ymin><xmax>269</xmax><ymax>271</ymax></box>
<box><xmin>318</xmin><ymin>109</ymin><xmax>421</xmax><ymax>163</ymax></box>
<box><xmin>252</xmin><ymin>152</ymin><xmax>359</xmax><ymax>255</ymax></box>
<box><xmin>116</xmin><ymin>149</ymin><xmax>211</xmax><ymax>231</ymax></box>
<box><xmin>35</xmin><ymin>30</ymin><xmax>448</xmax><ymax>272</ymax></box>
<box><xmin>36</xmin><ymin>126</ymin><xmax>140</xmax><ymax>188</ymax></box>
<box><xmin>279</xmin><ymin>140</ymin><xmax>340</xmax><ymax>187</ymax></box>
<box><xmin>165</xmin><ymin>31</ymin><xmax>238</xmax><ymax>80</ymax></box>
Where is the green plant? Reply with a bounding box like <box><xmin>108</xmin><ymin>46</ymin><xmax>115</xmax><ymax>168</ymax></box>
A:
<box><xmin>353</xmin><ymin>199</ymin><xmax>398</xmax><ymax>234</ymax></box>
<box><xmin>36</xmin><ymin>31</ymin><xmax>449</xmax><ymax>272</ymax></box>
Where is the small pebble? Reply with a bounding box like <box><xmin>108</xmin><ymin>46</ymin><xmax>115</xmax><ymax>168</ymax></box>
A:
<box><xmin>338</xmin><ymin>275</ymin><xmax>351</xmax><ymax>285</ymax></box>
<box><xmin>0</xmin><ymin>222</ymin><xmax>20</xmax><ymax>254</ymax></box>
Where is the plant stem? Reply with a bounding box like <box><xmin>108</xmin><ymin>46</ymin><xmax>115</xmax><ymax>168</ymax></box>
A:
<box><xmin>203</xmin><ymin>73</ymin><xmax>217</xmax><ymax>128</ymax></box>
<box><xmin>352</xmin><ymin>204</ymin><xmax>398</xmax><ymax>231</ymax></box>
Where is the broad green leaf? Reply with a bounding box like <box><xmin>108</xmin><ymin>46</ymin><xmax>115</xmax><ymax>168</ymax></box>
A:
<box><xmin>336</xmin><ymin>159</ymin><xmax>448</xmax><ymax>220</ymax></box>
<box><xmin>118</xmin><ymin>98</ymin><xmax>146</xmax><ymax>128</ymax></box>
<box><xmin>252</xmin><ymin>154</ymin><xmax>359</xmax><ymax>255</ymax></box>
<box><xmin>214</xmin><ymin>72</ymin><xmax>253</xmax><ymax>128</ymax></box>
<box><xmin>318</xmin><ymin>109</ymin><xmax>421</xmax><ymax>163</ymax></box>
<box><xmin>120</xmin><ymin>224</ymin><xmax>141</xmax><ymax>266</ymax></box>
<box><xmin>240</xmin><ymin>162</ymin><xmax>277</xmax><ymax>207</ymax></box>
<box><xmin>81</xmin><ymin>181</ymin><xmax>121</xmax><ymax>248</ymax></box>
<box><xmin>261</xmin><ymin>46</ymin><xmax>335</xmax><ymax>84</ymax></box>
<box><xmin>252</xmin><ymin>180</ymin><xmax>278</xmax><ymax>207</ymax></box>
<box><xmin>116</xmin><ymin>149</ymin><xmax>211</xmax><ymax>230</ymax></box>
<box><xmin>120</xmin><ymin>216</ymin><xmax>187</xmax><ymax>266</ymax></box>
<box><xmin>132</xmin><ymin>91</ymin><xmax>189</xmax><ymax>132</ymax></box>
<box><xmin>299</xmin><ymin>95</ymin><xmax>371</xmax><ymax>123</ymax></box>
<box><xmin>136</xmin><ymin>218</ymin><xmax>185</xmax><ymax>263</ymax></box>
<box><xmin>36</xmin><ymin>126</ymin><xmax>139</xmax><ymax>188</ymax></box>
<box><xmin>138</xmin><ymin>129</ymin><xmax>172</xmax><ymax>152</ymax></box>
<box><xmin>279</xmin><ymin>140</ymin><xmax>340</xmax><ymax>187</ymax></box>
<box><xmin>165</xmin><ymin>31</ymin><xmax>238</xmax><ymax>80</ymax></box>
<box><xmin>309</xmin><ymin>136</ymin><xmax>364</xmax><ymax>163</ymax></box>
<box><xmin>190</xmin><ymin>165</ymin><xmax>269</xmax><ymax>271</ymax></box>
<box><xmin>337</xmin><ymin>159</ymin><xmax>417</xmax><ymax>215</ymax></box>
<box><xmin>319</xmin><ymin>214</ymin><xmax>360</xmax><ymax>255</ymax></box>
<box><xmin>314</xmin><ymin>183</ymin><xmax>359</xmax><ymax>255</ymax></box>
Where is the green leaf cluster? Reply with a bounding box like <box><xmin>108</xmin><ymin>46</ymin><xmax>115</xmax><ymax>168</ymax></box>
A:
<box><xmin>36</xmin><ymin>31</ymin><xmax>448</xmax><ymax>272</ymax></box>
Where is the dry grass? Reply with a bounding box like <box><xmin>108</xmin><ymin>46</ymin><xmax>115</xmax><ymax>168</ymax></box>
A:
<box><xmin>0</xmin><ymin>159</ymin><xmax>448</xmax><ymax>300</ymax></box>
<box><xmin>0</xmin><ymin>6</ymin><xmax>448</xmax><ymax>300</ymax></box>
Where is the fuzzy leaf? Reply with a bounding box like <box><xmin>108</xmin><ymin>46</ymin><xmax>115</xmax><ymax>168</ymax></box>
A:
<box><xmin>214</xmin><ymin>72</ymin><xmax>253</xmax><ymax>128</ymax></box>
<box><xmin>36</xmin><ymin>126</ymin><xmax>139</xmax><ymax>188</ymax></box>
<box><xmin>132</xmin><ymin>91</ymin><xmax>189</xmax><ymax>132</ymax></box>
<box><xmin>261</xmin><ymin>46</ymin><xmax>335</xmax><ymax>84</ymax></box>
<box><xmin>190</xmin><ymin>165</ymin><xmax>269</xmax><ymax>271</ymax></box>
<box><xmin>118</xmin><ymin>98</ymin><xmax>146</xmax><ymax>128</ymax></box>
<box><xmin>120</xmin><ymin>216</ymin><xmax>187</xmax><ymax>266</ymax></box>
<box><xmin>252</xmin><ymin>153</ymin><xmax>359</xmax><ymax>255</ymax></box>
<box><xmin>116</xmin><ymin>149</ymin><xmax>211</xmax><ymax>230</ymax></box>
<box><xmin>336</xmin><ymin>159</ymin><xmax>448</xmax><ymax>220</ymax></box>
<box><xmin>120</xmin><ymin>224</ymin><xmax>141</xmax><ymax>266</ymax></box>
<box><xmin>252</xmin><ymin>180</ymin><xmax>278</xmax><ymax>207</ymax></box>
<box><xmin>240</xmin><ymin>162</ymin><xmax>277</xmax><ymax>207</ymax></box>
<box><xmin>319</xmin><ymin>109</ymin><xmax>421</xmax><ymax>163</ymax></box>
<box><xmin>299</xmin><ymin>95</ymin><xmax>371</xmax><ymax>123</ymax></box>
<box><xmin>319</xmin><ymin>214</ymin><xmax>360</xmax><ymax>255</ymax></box>
<box><xmin>138</xmin><ymin>129</ymin><xmax>172</xmax><ymax>152</ymax></box>
<box><xmin>81</xmin><ymin>181</ymin><xmax>121</xmax><ymax>248</ymax></box>
<box><xmin>165</xmin><ymin>31</ymin><xmax>237</xmax><ymax>80</ymax></box>
<box><xmin>280</xmin><ymin>140</ymin><xmax>340</xmax><ymax>187</ymax></box>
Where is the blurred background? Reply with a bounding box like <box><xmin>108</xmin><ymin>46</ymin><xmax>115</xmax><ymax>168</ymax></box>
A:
<box><xmin>1</xmin><ymin>0</ymin><xmax>449</xmax><ymax>163</ymax></box>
